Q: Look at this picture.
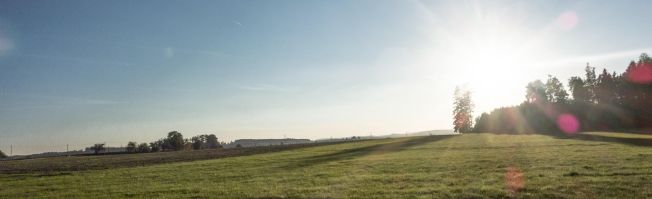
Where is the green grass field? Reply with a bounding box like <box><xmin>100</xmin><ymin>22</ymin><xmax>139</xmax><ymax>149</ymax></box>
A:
<box><xmin>1</xmin><ymin>133</ymin><xmax>652</xmax><ymax>198</ymax></box>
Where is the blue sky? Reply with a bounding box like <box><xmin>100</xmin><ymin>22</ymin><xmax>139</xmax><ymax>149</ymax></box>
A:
<box><xmin>1</xmin><ymin>0</ymin><xmax>651</xmax><ymax>154</ymax></box>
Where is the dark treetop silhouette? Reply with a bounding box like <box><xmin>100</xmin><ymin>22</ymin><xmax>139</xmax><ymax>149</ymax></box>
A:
<box><xmin>470</xmin><ymin>53</ymin><xmax>652</xmax><ymax>134</ymax></box>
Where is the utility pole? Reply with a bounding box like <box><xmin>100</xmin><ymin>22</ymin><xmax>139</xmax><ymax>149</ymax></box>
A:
<box><xmin>10</xmin><ymin>145</ymin><xmax>12</xmax><ymax>156</ymax></box>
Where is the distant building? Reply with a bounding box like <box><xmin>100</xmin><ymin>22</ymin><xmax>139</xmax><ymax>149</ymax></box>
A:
<box><xmin>83</xmin><ymin>147</ymin><xmax>127</xmax><ymax>153</ymax></box>
<box><xmin>224</xmin><ymin>139</ymin><xmax>311</xmax><ymax>148</ymax></box>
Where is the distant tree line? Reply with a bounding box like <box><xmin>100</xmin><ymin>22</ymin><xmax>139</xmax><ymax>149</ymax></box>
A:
<box><xmin>0</xmin><ymin>150</ymin><xmax>6</xmax><ymax>158</ymax></box>
<box><xmin>89</xmin><ymin>131</ymin><xmax>223</xmax><ymax>155</ymax></box>
<box><xmin>470</xmin><ymin>53</ymin><xmax>652</xmax><ymax>134</ymax></box>
<box><xmin>90</xmin><ymin>143</ymin><xmax>105</xmax><ymax>154</ymax></box>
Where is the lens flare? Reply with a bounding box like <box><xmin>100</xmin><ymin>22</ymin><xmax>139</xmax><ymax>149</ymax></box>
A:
<box><xmin>627</xmin><ymin>63</ymin><xmax>652</xmax><ymax>84</ymax></box>
<box><xmin>557</xmin><ymin>113</ymin><xmax>580</xmax><ymax>134</ymax></box>
<box><xmin>557</xmin><ymin>11</ymin><xmax>578</xmax><ymax>31</ymax></box>
<box><xmin>0</xmin><ymin>31</ymin><xmax>13</xmax><ymax>56</ymax></box>
<box><xmin>505</xmin><ymin>167</ymin><xmax>525</xmax><ymax>194</ymax></box>
<box><xmin>165</xmin><ymin>47</ymin><xmax>175</xmax><ymax>58</ymax></box>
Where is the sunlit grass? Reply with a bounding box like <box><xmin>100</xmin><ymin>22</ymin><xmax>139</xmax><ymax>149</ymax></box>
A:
<box><xmin>1</xmin><ymin>133</ymin><xmax>651</xmax><ymax>198</ymax></box>
<box><xmin>584</xmin><ymin>131</ymin><xmax>652</xmax><ymax>139</ymax></box>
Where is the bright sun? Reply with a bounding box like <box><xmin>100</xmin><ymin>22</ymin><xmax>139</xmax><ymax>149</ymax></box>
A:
<box><xmin>459</xmin><ymin>39</ymin><xmax>534</xmax><ymax>113</ymax></box>
<box><xmin>430</xmin><ymin>7</ymin><xmax>543</xmax><ymax>114</ymax></box>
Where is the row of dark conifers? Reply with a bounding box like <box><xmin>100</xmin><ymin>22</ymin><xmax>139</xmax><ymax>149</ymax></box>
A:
<box><xmin>472</xmin><ymin>53</ymin><xmax>652</xmax><ymax>134</ymax></box>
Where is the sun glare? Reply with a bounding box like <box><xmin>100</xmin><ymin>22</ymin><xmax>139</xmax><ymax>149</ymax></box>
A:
<box><xmin>438</xmin><ymin>14</ymin><xmax>539</xmax><ymax>113</ymax></box>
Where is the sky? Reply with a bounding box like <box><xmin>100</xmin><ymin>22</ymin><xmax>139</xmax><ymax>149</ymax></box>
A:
<box><xmin>1</xmin><ymin>0</ymin><xmax>651</xmax><ymax>155</ymax></box>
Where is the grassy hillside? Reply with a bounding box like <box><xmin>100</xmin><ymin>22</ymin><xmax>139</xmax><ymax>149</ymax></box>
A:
<box><xmin>1</xmin><ymin>133</ymin><xmax>651</xmax><ymax>198</ymax></box>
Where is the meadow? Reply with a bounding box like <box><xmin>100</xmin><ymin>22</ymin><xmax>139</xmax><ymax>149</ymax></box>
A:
<box><xmin>1</xmin><ymin>132</ymin><xmax>651</xmax><ymax>198</ymax></box>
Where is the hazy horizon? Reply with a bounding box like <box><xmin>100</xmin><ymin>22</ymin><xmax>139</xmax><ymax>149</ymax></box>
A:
<box><xmin>1</xmin><ymin>0</ymin><xmax>652</xmax><ymax>155</ymax></box>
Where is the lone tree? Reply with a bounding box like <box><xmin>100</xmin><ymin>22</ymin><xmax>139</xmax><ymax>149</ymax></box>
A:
<box><xmin>126</xmin><ymin>141</ymin><xmax>137</xmax><ymax>153</ymax></box>
<box><xmin>0</xmin><ymin>150</ymin><xmax>7</xmax><ymax>158</ymax></box>
<box><xmin>584</xmin><ymin>63</ymin><xmax>597</xmax><ymax>103</ymax></box>
<box><xmin>206</xmin><ymin>134</ymin><xmax>220</xmax><ymax>149</ymax></box>
<box><xmin>545</xmin><ymin>75</ymin><xmax>569</xmax><ymax>103</ymax></box>
<box><xmin>137</xmin><ymin>143</ymin><xmax>150</xmax><ymax>153</ymax></box>
<box><xmin>166</xmin><ymin>131</ymin><xmax>185</xmax><ymax>151</ymax></box>
<box><xmin>568</xmin><ymin>76</ymin><xmax>589</xmax><ymax>102</ymax></box>
<box><xmin>453</xmin><ymin>86</ymin><xmax>474</xmax><ymax>133</ymax></box>
<box><xmin>149</xmin><ymin>140</ymin><xmax>163</xmax><ymax>152</ymax></box>
<box><xmin>90</xmin><ymin>143</ymin><xmax>105</xmax><ymax>154</ymax></box>
<box><xmin>526</xmin><ymin>80</ymin><xmax>547</xmax><ymax>103</ymax></box>
<box><xmin>191</xmin><ymin>135</ymin><xmax>204</xmax><ymax>150</ymax></box>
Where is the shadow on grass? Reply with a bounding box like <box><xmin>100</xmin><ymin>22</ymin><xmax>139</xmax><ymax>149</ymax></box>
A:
<box><xmin>553</xmin><ymin>133</ymin><xmax>652</xmax><ymax>147</ymax></box>
<box><xmin>282</xmin><ymin>135</ymin><xmax>456</xmax><ymax>169</ymax></box>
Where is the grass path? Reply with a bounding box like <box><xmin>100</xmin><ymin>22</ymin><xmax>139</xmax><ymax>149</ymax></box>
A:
<box><xmin>1</xmin><ymin>133</ymin><xmax>651</xmax><ymax>198</ymax></box>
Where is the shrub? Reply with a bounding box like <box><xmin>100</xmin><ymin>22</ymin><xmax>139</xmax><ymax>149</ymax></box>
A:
<box><xmin>137</xmin><ymin>143</ymin><xmax>150</xmax><ymax>153</ymax></box>
<box><xmin>149</xmin><ymin>140</ymin><xmax>163</xmax><ymax>152</ymax></box>
<box><xmin>90</xmin><ymin>143</ymin><xmax>105</xmax><ymax>154</ymax></box>
<box><xmin>126</xmin><ymin>141</ymin><xmax>137</xmax><ymax>153</ymax></box>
